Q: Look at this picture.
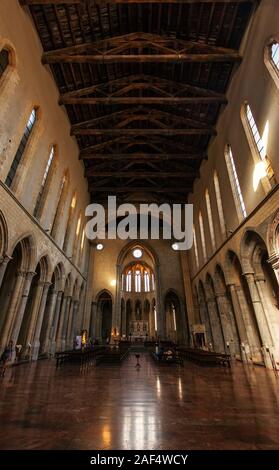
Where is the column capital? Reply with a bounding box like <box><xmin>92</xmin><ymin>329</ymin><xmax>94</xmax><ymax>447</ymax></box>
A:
<box><xmin>242</xmin><ymin>271</ymin><xmax>255</xmax><ymax>278</ymax></box>
<box><xmin>0</xmin><ymin>254</ymin><xmax>12</xmax><ymax>266</ymax></box>
<box><xmin>26</xmin><ymin>271</ymin><xmax>37</xmax><ymax>281</ymax></box>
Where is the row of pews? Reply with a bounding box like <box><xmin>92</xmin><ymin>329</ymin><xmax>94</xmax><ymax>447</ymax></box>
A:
<box><xmin>55</xmin><ymin>344</ymin><xmax>130</xmax><ymax>368</ymax></box>
<box><xmin>177</xmin><ymin>347</ymin><xmax>231</xmax><ymax>367</ymax></box>
<box><xmin>55</xmin><ymin>346</ymin><xmax>106</xmax><ymax>368</ymax></box>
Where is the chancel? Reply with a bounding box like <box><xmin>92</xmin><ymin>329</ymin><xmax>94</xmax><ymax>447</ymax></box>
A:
<box><xmin>0</xmin><ymin>0</ymin><xmax>279</xmax><ymax>454</ymax></box>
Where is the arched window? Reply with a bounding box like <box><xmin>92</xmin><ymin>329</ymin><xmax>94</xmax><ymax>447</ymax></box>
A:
<box><xmin>34</xmin><ymin>146</ymin><xmax>55</xmax><ymax>219</ymax></box>
<box><xmin>246</xmin><ymin>104</ymin><xmax>265</xmax><ymax>159</ymax></box>
<box><xmin>72</xmin><ymin>213</ymin><xmax>82</xmax><ymax>260</ymax></box>
<box><xmin>205</xmin><ymin>189</ymin><xmax>216</xmax><ymax>251</ymax></box>
<box><xmin>151</xmin><ymin>273</ymin><xmax>155</xmax><ymax>291</ymax></box>
<box><xmin>5</xmin><ymin>108</ymin><xmax>37</xmax><ymax>188</ymax></box>
<box><xmin>242</xmin><ymin>103</ymin><xmax>274</xmax><ymax>189</ymax></box>
<box><xmin>154</xmin><ymin>304</ymin><xmax>158</xmax><ymax>332</ymax></box>
<box><xmin>271</xmin><ymin>42</ymin><xmax>279</xmax><ymax>71</ymax></box>
<box><xmin>51</xmin><ymin>172</ymin><xmax>69</xmax><ymax>240</ymax></box>
<box><xmin>63</xmin><ymin>193</ymin><xmax>77</xmax><ymax>252</ymax></box>
<box><xmin>213</xmin><ymin>171</ymin><xmax>226</xmax><ymax>239</ymax></box>
<box><xmin>144</xmin><ymin>271</ymin><xmax>150</xmax><ymax>292</ymax></box>
<box><xmin>0</xmin><ymin>48</ymin><xmax>9</xmax><ymax>79</ymax></box>
<box><xmin>225</xmin><ymin>145</ymin><xmax>247</xmax><ymax>221</ymax></box>
<box><xmin>172</xmin><ymin>303</ymin><xmax>177</xmax><ymax>332</ymax></box>
<box><xmin>193</xmin><ymin>225</ymin><xmax>199</xmax><ymax>269</ymax></box>
<box><xmin>265</xmin><ymin>41</ymin><xmax>279</xmax><ymax>88</ymax></box>
<box><xmin>198</xmin><ymin>212</ymin><xmax>207</xmax><ymax>262</ymax></box>
<box><xmin>126</xmin><ymin>271</ymin><xmax>132</xmax><ymax>292</ymax></box>
<box><xmin>135</xmin><ymin>270</ymin><xmax>141</xmax><ymax>293</ymax></box>
<box><xmin>81</xmin><ymin>229</ymin><xmax>85</xmax><ymax>251</ymax></box>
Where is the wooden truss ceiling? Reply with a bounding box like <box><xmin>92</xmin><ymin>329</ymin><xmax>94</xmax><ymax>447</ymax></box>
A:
<box><xmin>21</xmin><ymin>0</ymin><xmax>258</xmax><ymax>203</ymax></box>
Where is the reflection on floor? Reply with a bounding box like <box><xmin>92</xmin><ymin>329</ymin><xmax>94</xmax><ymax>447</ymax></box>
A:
<box><xmin>0</xmin><ymin>353</ymin><xmax>279</xmax><ymax>450</ymax></box>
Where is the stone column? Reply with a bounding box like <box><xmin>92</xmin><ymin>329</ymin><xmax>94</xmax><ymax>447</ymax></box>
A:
<box><xmin>255</xmin><ymin>274</ymin><xmax>279</xmax><ymax>366</ymax></box>
<box><xmin>180</xmin><ymin>251</ymin><xmax>195</xmax><ymax>344</ymax></box>
<box><xmin>32</xmin><ymin>282</ymin><xmax>52</xmax><ymax>360</ymax></box>
<box><xmin>0</xmin><ymin>255</ymin><xmax>12</xmax><ymax>290</ymax></box>
<box><xmin>0</xmin><ymin>270</ymin><xmax>26</xmax><ymax>353</ymax></box>
<box><xmin>60</xmin><ymin>296</ymin><xmax>72</xmax><ymax>351</ymax></box>
<box><xmin>155</xmin><ymin>264</ymin><xmax>164</xmax><ymax>339</ymax></box>
<box><xmin>215</xmin><ymin>292</ymin><xmax>237</xmax><ymax>356</ymax></box>
<box><xmin>96</xmin><ymin>303</ymin><xmax>102</xmax><ymax>340</ymax></box>
<box><xmin>82</xmin><ymin>244</ymin><xmax>95</xmax><ymax>332</ymax></box>
<box><xmin>205</xmin><ymin>293</ymin><xmax>225</xmax><ymax>353</ymax></box>
<box><xmin>121</xmin><ymin>302</ymin><xmax>127</xmax><ymax>339</ymax></box>
<box><xmin>227</xmin><ymin>283</ymin><xmax>251</xmax><ymax>362</ymax></box>
<box><xmin>49</xmin><ymin>291</ymin><xmax>63</xmax><ymax>355</ymax></box>
<box><xmin>66</xmin><ymin>299</ymin><xmax>77</xmax><ymax>349</ymax></box>
<box><xmin>10</xmin><ymin>272</ymin><xmax>36</xmax><ymax>347</ymax></box>
<box><xmin>70</xmin><ymin>300</ymin><xmax>80</xmax><ymax>343</ymax></box>
<box><xmin>90</xmin><ymin>301</ymin><xmax>97</xmax><ymax>339</ymax></box>
<box><xmin>41</xmin><ymin>289</ymin><xmax>57</xmax><ymax>353</ymax></box>
<box><xmin>112</xmin><ymin>264</ymin><xmax>121</xmax><ymax>338</ymax></box>
<box><xmin>24</xmin><ymin>280</ymin><xmax>45</xmax><ymax>351</ymax></box>
<box><xmin>243</xmin><ymin>272</ymin><xmax>274</xmax><ymax>368</ymax></box>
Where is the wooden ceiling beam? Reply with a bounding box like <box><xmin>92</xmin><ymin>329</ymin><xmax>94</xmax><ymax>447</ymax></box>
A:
<box><xmin>89</xmin><ymin>187</ymin><xmax>191</xmax><ymax>193</ymax></box>
<box><xmin>72</xmin><ymin>128</ymin><xmax>216</xmax><ymax>136</ymax></box>
<box><xmin>59</xmin><ymin>74</ymin><xmax>229</xmax><ymax>100</ymax></box>
<box><xmin>80</xmin><ymin>153</ymin><xmax>206</xmax><ymax>160</ymax></box>
<box><xmin>61</xmin><ymin>96</ymin><xmax>227</xmax><ymax>105</ymax></box>
<box><xmin>44</xmin><ymin>52</ymin><xmax>240</xmax><ymax>65</ymax></box>
<box><xmin>86</xmin><ymin>170</ymin><xmax>198</xmax><ymax>178</ymax></box>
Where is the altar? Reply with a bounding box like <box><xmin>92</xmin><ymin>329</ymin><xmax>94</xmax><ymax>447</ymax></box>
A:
<box><xmin>129</xmin><ymin>321</ymin><xmax>149</xmax><ymax>338</ymax></box>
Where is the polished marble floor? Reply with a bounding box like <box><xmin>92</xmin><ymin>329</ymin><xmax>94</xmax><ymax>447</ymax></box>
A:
<box><xmin>0</xmin><ymin>353</ymin><xmax>279</xmax><ymax>450</ymax></box>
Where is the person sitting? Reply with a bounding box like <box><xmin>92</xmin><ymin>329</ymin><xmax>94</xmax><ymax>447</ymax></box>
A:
<box><xmin>1</xmin><ymin>341</ymin><xmax>14</xmax><ymax>377</ymax></box>
<box><xmin>156</xmin><ymin>345</ymin><xmax>164</xmax><ymax>361</ymax></box>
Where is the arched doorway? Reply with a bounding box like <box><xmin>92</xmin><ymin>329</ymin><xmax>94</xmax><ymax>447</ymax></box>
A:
<box><xmin>241</xmin><ymin>230</ymin><xmax>279</xmax><ymax>364</ymax></box>
<box><xmin>0</xmin><ymin>243</ymin><xmax>22</xmax><ymax>350</ymax></box>
<box><xmin>0</xmin><ymin>235</ymin><xmax>34</xmax><ymax>353</ymax></box>
<box><xmin>226</xmin><ymin>249</ymin><xmax>262</xmax><ymax>364</ymax></box>
<box><xmin>97</xmin><ymin>291</ymin><xmax>112</xmax><ymax>344</ymax></box>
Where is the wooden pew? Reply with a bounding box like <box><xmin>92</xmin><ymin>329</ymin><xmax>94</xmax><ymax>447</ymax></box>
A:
<box><xmin>177</xmin><ymin>347</ymin><xmax>231</xmax><ymax>367</ymax></box>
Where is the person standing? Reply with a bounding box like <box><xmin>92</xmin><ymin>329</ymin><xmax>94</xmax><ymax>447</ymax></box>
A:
<box><xmin>1</xmin><ymin>340</ymin><xmax>14</xmax><ymax>377</ymax></box>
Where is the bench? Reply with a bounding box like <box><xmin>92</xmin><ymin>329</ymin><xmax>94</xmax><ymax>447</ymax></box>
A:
<box><xmin>177</xmin><ymin>348</ymin><xmax>231</xmax><ymax>368</ymax></box>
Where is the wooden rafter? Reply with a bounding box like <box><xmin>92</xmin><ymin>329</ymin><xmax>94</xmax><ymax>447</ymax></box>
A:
<box><xmin>60</xmin><ymin>74</ymin><xmax>228</xmax><ymax>100</ymax></box>
<box><xmin>22</xmin><ymin>0</ymin><xmax>255</xmax><ymax>201</ymax></box>
<box><xmin>72</xmin><ymin>128</ymin><xmax>216</xmax><ymax>136</ymax></box>
<box><xmin>42</xmin><ymin>32</ymin><xmax>241</xmax><ymax>64</ymax></box>
<box><xmin>89</xmin><ymin>187</ymin><xmax>192</xmax><ymax>193</ymax></box>
<box><xmin>71</xmin><ymin>108</ymin><xmax>214</xmax><ymax>131</ymax></box>
<box><xmin>80</xmin><ymin>153</ymin><xmax>206</xmax><ymax>161</ymax></box>
<box><xmin>86</xmin><ymin>170</ymin><xmax>198</xmax><ymax>178</ymax></box>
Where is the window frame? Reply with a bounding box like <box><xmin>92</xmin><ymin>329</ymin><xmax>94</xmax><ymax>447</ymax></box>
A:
<box><xmin>5</xmin><ymin>107</ymin><xmax>38</xmax><ymax>190</ymax></box>
<box><xmin>264</xmin><ymin>38</ymin><xmax>279</xmax><ymax>90</ymax></box>
<box><xmin>225</xmin><ymin>144</ymin><xmax>247</xmax><ymax>222</ymax></box>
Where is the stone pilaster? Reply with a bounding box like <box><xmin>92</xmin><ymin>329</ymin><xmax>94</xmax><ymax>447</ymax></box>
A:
<box><xmin>32</xmin><ymin>282</ymin><xmax>52</xmax><ymax>360</ymax></box>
